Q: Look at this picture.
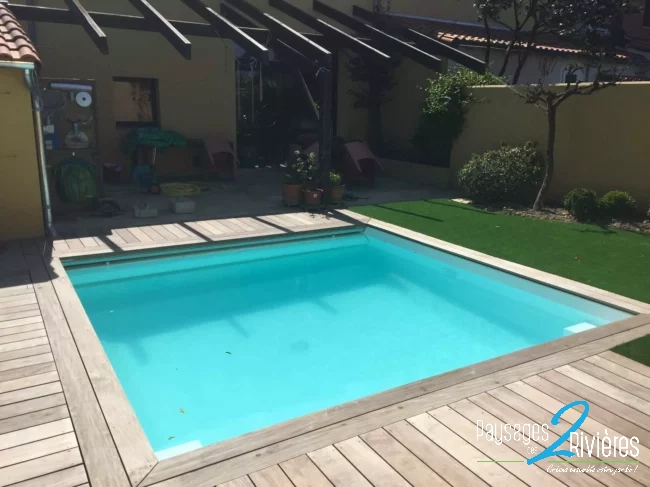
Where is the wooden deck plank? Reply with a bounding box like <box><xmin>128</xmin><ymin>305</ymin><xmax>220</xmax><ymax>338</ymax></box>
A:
<box><xmin>0</xmin><ymin>329</ymin><xmax>47</xmax><ymax>345</ymax></box>
<box><xmin>51</xmin><ymin>239</ymin><xmax>70</xmax><ymax>252</ymax></box>
<box><xmin>0</xmin><ymin>431</ymin><xmax>77</xmax><ymax>469</ymax></box>
<box><xmin>505</xmin><ymin>380</ymin><xmax>650</xmax><ymax>484</ymax></box>
<box><xmin>407</xmin><ymin>412</ymin><xmax>525</xmax><ymax>487</ymax></box>
<box><xmin>599</xmin><ymin>351</ymin><xmax>650</xmax><ymax>379</ymax></box>
<box><xmin>430</xmin><ymin>405</ymin><xmax>565</xmax><ymax>487</ymax></box>
<box><xmin>0</xmin><ymin>371</ymin><xmax>59</xmax><ymax>396</ymax></box>
<box><xmin>0</xmin><ymin>404</ymin><xmax>69</xmax><ymax>435</ymax></box>
<box><xmin>150</xmin><ymin>225</ymin><xmax>179</xmax><ymax>241</ymax></box>
<box><xmin>140</xmin><ymin>226</ymin><xmax>169</xmax><ymax>242</ymax></box>
<box><xmin>27</xmin><ymin>256</ymin><xmax>131</xmax><ymax>487</ymax></box>
<box><xmin>74</xmin><ymin>229</ymin><xmax>100</xmax><ymax>249</ymax></box>
<box><xmin>0</xmin><ymin>381</ymin><xmax>62</xmax><ymax>407</ymax></box>
<box><xmin>585</xmin><ymin>355</ymin><xmax>650</xmax><ymax>390</ymax></box>
<box><xmin>184</xmin><ymin>222</ymin><xmax>215</xmax><ymax>239</ymax></box>
<box><xmin>46</xmin><ymin>257</ymin><xmax>156</xmax><ymax>486</ymax></box>
<box><xmin>0</xmin><ymin>362</ymin><xmax>56</xmax><ymax>383</ymax></box>
<box><xmin>128</xmin><ymin>226</ymin><xmax>155</xmax><ymax>243</ymax></box>
<box><xmin>162</xmin><ymin>224</ymin><xmax>191</xmax><ymax>240</ymax></box>
<box><xmin>280</xmin><ymin>455</ymin><xmax>334</xmax><ymax>487</ymax></box>
<box><xmin>525</xmin><ymin>374</ymin><xmax>650</xmax><ymax>448</ymax></box>
<box><xmin>556</xmin><ymin>364</ymin><xmax>650</xmax><ymax>416</ymax></box>
<box><xmin>308</xmin><ymin>445</ymin><xmax>372</xmax><ymax>487</ymax></box>
<box><xmin>113</xmin><ymin>228</ymin><xmax>140</xmax><ymax>244</ymax></box>
<box><xmin>359</xmin><ymin>428</ymin><xmax>449</xmax><ymax>487</ymax></box>
<box><xmin>0</xmin><ymin>418</ymin><xmax>73</xmax><ymax>451</ymax></box>
<box><xmin>0</xmin><ymin>352</ymin><xmax>53</xmax><ymax>372</ymax></box>
<box><xmin>0</xmin><ymin>345</ymin><xmax>50</xmax><ymax>364</ymax></box>
<box><xmin>384</xmin><ymin>420</ymin><xmax>488</xmax><ymax>487</ymax></box>
<box><xmin>218</xmin><ymin>219</ymin><xmax>254</xmax><ymax>233</ymax></box>
<box><xmin>0</xmin><ymin>447</ymin><xmax>82</xmax><ymax>487</ymax></box>
<box><xmin>572</xmin><ymin>359</ymin><xmax>650</xmax><ymax>403</ymax></box>
<box><xmin>0</xmin><ymin>295</ymin><xmax>37</xmax><ymax>307</ymax></box>
<box><xmin>0</xmin><ymin>393</ymin><xmax>66</xmax><ymax>421</ymax></box>
<box><xmin>8</xmin><ymin>464</ymin><xmax>87</xmax><ymax>487</ymax></box>
<box><xmin>195</xmin><ymin>220</ymin><xmax>226</xmax><ymax>236</ymax></box>
<box><xmin>456</xmin><ymin>396</ymin><xmax>603</xmax><ymax>487</ymax></box>
<box><xmin>0</xmin><ymin>303</ymin><xmax>39</xmax><ymax>316</ymax></box>
<box><xmin>0</xmin><ymin>309</ymin><xmax>42</xmax><ymax>323</ymax></box>
<box><xmin>0</xmin><ymin>323</ymin><xmax>43</xmax><ymax>338</ymax></box>
<box><xmin>248</xmin><ymin>465</ymin><xmax>295</xmax><ymax>487</ymax></box>
<box><xmin>0</xmin><ymin>315</ymin><xmax>43</xmax><ymax>330</ymax></box>
<box><xmin>0</xmin><ymin>337</ymin><xmax>49</xmax><ymax>354</ymax></box>
<box><xmin>334</xmin><ymin>436</ymin><xmax>410</xmax><ymax>487</ymax></box>
<box><xmin>217</xmin><ymin>477</ymin><xmax>256</xmax><ymax>487</ymax></box>
<box><xmin>541</xmin><ymin>368</ymin><xmax>650</xmax><ymax>432</ymax></box>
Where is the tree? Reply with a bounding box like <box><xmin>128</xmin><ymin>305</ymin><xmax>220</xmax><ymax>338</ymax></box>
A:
<box><xmin>345</xmin><ymin>0</ymin><xmax>400</xmax><ymax>152</ymax></box>
<box><xmin>518</xmin><ymin>58</ymin><xmax>621</xmax><ymax>210</ymax></box>
<box><xmin>475</xmin><ymin>0</ymin><xmax>629</xmax><ymax>84</ymax></box>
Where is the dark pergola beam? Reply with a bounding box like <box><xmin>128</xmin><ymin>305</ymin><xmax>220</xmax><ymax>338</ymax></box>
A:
<box><xmin>312</xmin><ymin>0</ymin><xmax>441</xmax><ymax>71</ymax></box>
<box><xmin>351</xmin><ymin>5</ymin><xmax>486</xmax><ymax>73</ymax></box>
<box><xmin>225</xmin><ymin>0</ymin><xmax>331</xmax><ymax>65</ymax></box>
<box><xmin>268</xmin><ymin>0</ymin><xmax>390</xmax><ymax>64</ymax></box>
<box><xmin>405</xmin><ymin>28</ymin><xmax>486</xmax><ymax>74</ymax></box>
<box><xmin>182</xmin><ymin>0</ymin><xmax>269</xmax><ymax>63</ymax></box>
<box><xmin>63</xmin><ymin>0</ymin><xmax>108</xmax><ymax>54</ymax></box>
<box><xmin>126</xmin><ymin>0</ymin><xmax>192</xmax><ymax>59</ymax></box>
<box><xmin>219</xmin><ymin>3</ymin><xmax>313</xmax><ymax>70</ymax></box>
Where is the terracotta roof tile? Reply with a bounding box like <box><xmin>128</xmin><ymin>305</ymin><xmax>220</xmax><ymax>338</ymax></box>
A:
<box><xmin>385</xmin><ymin>15</ymin><xmax>627</xmax><ymax>59</ymax></box>
<box><xmin>0</xmin><ymin>3</ymin><xmax>40</xmax><ymax>64</ymax></box>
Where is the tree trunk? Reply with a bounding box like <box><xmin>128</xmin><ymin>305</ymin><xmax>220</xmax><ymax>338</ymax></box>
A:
<box><xmin>533</xmin><ymin>104</ymin><xmax>556</xmax><ymax>211</ymax></box>
<box><xmin>512</xmin><ymin>43</ymin><xmax>533</xmax><ymax>85</ymax></box>
<box><xmin>498</xmin><ymin>38</ymin><xmax>516</xmax><ymax>77</ymax></box>
<box><xmin>483</xmin><ymin>17</ymin><xmax>491</xmax><ymax>67</ymax></box>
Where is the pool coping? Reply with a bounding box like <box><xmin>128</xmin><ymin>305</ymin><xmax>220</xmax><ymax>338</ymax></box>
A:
<box><xmin>42</xmin><ymin>210</ymin><xmax>650</xmax><ymax>487</ymax></box>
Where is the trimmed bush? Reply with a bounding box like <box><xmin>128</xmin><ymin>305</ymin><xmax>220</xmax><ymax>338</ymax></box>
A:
<box><xmin>599</xmin><ymin>191</ymin><xmax>638</xmax><ymax>219</ymax></box>
<box><xmin>458</xmin><ymin>142</ymin><xmax>544</xmax><ymax>204</ymax></box>
<box><xmin>563</xmin><ymin>188</ymin><xmax>600</xmax><ymax>222</ymax></box>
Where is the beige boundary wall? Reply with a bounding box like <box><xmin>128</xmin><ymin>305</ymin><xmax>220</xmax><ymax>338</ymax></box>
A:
<box><xmin>450</xmin><ymin>82</ymin><xmax>650</xmax><ymax>206</ymax></box>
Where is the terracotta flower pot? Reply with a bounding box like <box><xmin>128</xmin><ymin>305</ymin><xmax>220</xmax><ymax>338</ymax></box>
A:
<box><xmin>303</xmin><ymin>188</ymin><xmax>323</xmax><ymax>207</ymax></box>
<box><xmin>282</xmin><ymin>183</ymin><xmax>303</xmax><ymax>206</ymax></box>
<box><xmin>329</xmin><ymin>185</ymin><xmax>345</xmax><ymax>204</ymax></box>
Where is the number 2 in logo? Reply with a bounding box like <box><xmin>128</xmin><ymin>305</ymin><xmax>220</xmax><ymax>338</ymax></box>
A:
<box><xmin>527</xmin><ymin>400</ymin><xmax>589</xmax><ymax>465</ymax></box>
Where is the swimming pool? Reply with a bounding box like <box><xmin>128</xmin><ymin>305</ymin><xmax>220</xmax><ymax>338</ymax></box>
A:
<box><xmin>65</xmin><ymin>227</ymin><xmax>631</xmax><ymax>458</ymax></box>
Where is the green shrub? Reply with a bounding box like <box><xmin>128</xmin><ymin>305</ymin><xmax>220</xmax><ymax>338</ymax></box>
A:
<box><xmin>329</xmin><ymin>171</ymin><xmax>342</xmax><ymax>186</ymax></box>
<box><xmin>599</xmin><ymin>191</ymin><xmax>638</xmax><ymax>219</ymax></box>
<box><xmin>563</xmin><ymin>188</ymin><xmax>600</xmax><ymax>222</ymax></box>
<box><xmin>458</xmin><ymin>142</ymin><xmax>544</xmax><ymax>203</ymax></box>
<box><xmin>412</xmin><ymin>69</ymin><xmax>501</xmax><ymax>167</ymax></box>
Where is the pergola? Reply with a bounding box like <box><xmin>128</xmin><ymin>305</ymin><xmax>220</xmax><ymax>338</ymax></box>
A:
<box><xmin>6</xmin><ymin>0</ymin><xmax>485</xmax><ymax>201</ymax></box>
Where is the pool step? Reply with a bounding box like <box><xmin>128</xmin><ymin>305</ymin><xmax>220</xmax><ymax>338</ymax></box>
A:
<box><xmin>564</xmin><ymin>322</ymin><xmax>596</xmax><ymax>336</ymax></box>
<box><xmin>155</xmin><ymin>440</ymin><xmax>202</xmax><ymax>460</ymax></box>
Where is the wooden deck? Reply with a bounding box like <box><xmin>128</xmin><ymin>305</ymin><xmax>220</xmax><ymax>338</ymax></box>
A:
<box><xmin>1</xmin><ymin>211</ymin><xmax>650</xmax><ymax>487</ymax></box>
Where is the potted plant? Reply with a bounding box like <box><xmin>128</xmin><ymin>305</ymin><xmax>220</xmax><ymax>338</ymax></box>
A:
<box><xmin>329</xmin><ymin>171</ymin><xmax>345</xmax><ymax>204</ymax></box>
<box><xmin>280</xmin><ymin>151</ymin><xmax>304</xmax><ymax>206</ymax></box>
<box><xmin>300</xmin><ymin>152</ymin><xmax>322</xmax><ymax>207</ymax></box>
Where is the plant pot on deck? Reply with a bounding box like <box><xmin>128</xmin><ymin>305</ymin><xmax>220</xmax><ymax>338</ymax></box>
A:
<box><xmin>303</xmin><ymin>188</ymin><xmax>323</xmax><ymax>207</ymax></box>
<box><xmin>329</xmin><ymin>185</ymin><xmax>345</xmax><ymax>204</ymax></box>
<box><xmin>282</xmin><ymin>183</ymin><xmax>303</xmax><ymax>206</ymax></box>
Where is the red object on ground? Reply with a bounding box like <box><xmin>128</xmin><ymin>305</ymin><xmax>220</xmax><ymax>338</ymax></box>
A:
<box><xmin>341</xmin><ymin>142</ymin><xmax>382</xmax><ymax>186</ymax></box>
<box><xmin>204</xmin><ymin>136</ymin><xmax>237</xmax><ymax>180</ymax></box>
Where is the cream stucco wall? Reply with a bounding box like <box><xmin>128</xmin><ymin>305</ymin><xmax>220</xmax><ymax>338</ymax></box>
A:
<box><xmin>0</xmin><ymin>69</ymin><xmax>44</xmax><ymax>240</ymax></box>
<box><xmin>450</xmin><ymin>83</ymin><xmax>650</xmax><ymax>206</ymax></box>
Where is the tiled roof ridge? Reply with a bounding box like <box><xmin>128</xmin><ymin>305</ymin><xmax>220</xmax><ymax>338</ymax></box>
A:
<box><xmin>0</xmin><ymin>3</ymin><xmax>40</xmax><ymax>64</ymax></box>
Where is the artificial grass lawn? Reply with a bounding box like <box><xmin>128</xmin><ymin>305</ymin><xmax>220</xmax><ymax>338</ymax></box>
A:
<box><xmin>354</xmin><ymin>199</ymin><xmax>650</xmax><ymax>366</ymax></box>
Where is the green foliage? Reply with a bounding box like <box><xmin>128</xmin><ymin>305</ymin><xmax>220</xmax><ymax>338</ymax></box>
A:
<box><xmin>329</xmin><ymin>171</ymin><xmax>342</xmax><ymax>186</ymax></box>
<box><xmin>599</xmin><ymin>190</ymin><xmax>638</xmax><ymax>219</ymax></box>
<box><xmin>563</xmin><ymin>188</ymin><xmax>600</xmax><ymax>222</ymax></box>
<box><xmin>282</xmin><ymin>151</ymin><xmax>319</xmax><ymax>186</ymax></box>
<box><xmin>458</xmin><ymin>142</ymin><xmax>544</xmax><ymax>203</ymax></box>
<box><xmin>412</xmin><ymin>69</ymin><xmax>500</xmax><ymax>166</ymax></box>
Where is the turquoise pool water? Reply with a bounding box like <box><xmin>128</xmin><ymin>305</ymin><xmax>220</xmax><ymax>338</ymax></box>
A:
<box><xmin>66</xmin><ymin>228</ymin><xmax>630</xmax><ymax>457</ymax></box>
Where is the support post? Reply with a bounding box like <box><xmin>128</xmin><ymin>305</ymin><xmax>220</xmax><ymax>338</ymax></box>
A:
<box><xmin>319</xmin><ymin>64</ymin><xmax>333</xmax><ymax>205</ymax></box>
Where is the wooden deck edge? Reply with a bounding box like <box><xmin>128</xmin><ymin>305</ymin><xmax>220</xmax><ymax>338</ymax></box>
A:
<box><xmin>25</xmin><ymin>255</ymin><xmax>131</xmax><ymax>487</ymax></box>
<box><xmin>142</xmin><ymin>321</ymin><xmax>650</xmax><ymax>487</ymax></box>
<box><xmin>46</xmin><ymin>257</ymin><xmax>158</xmax><ymax>487</ymax></box>
<box><xmin>358</xmin><ymin>214</ymin><xmax>650</xmax><ymax>314</ymax></box>
<box><xmin>52</xmin><ymin>219</ymin><xmax>359</xmax><ymax>259</ymax></box>
<box><xmin>140</xmin><ymin>313</ymin><xmax>650</xmax><ymax>486</ymax></box>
